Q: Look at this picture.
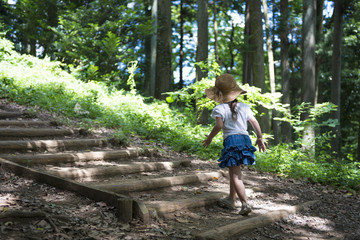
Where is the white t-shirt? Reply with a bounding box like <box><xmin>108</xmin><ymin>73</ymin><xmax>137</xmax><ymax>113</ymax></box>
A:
<box><xmin>211</xmin><ymin>102</ymin><xmax>254</xmax><ymax>139</ymax></box>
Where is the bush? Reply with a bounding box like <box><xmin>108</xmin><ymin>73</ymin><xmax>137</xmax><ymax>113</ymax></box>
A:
<box><xmin>256</xmin><ymin>144</ymin><xmax>360</xmax><ymax>189</ymax></box>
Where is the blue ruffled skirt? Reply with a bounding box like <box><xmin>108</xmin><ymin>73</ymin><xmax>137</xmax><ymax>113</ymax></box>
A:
<box><xmin>218</xmin><ymin>134</ymin><xmax>257</xmax><ymax>168</ymax></box>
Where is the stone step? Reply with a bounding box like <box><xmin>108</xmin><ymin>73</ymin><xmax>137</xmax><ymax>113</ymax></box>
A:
<box><xmin>0</xmin><ymin>120</ymin><xmax>56</xmax><ymax>127</ymax></box>
<box><xmin>0</xmin><ymin>111</ymin><xmax>23</xmax><ymax>119</ymax></box>
<box><xmin>91</xmin><ymin>171</ymin><xmax>224</xmax><ymax>193</ymax></box>
<box><xmin>44</xmin><ymin>160</ymin><xmax>192</xmax><ymax>179</ymax></box>
<box><xmin>146</xmin><ymin>192</ymin><xmax>224</xmax><ymax>216</ymax></box>
<box><xmin>0</xmin><ymin>139</ymin><xmax>108</xmax><ymax>153</ymax></box>
<box><xmin>0</xmin><ymin>128</ymin><xmax>76</xmax><ymax>140</ymax></box>
<box><xmin>1</xmin><ymin>148</ymin><xmax>147</xmax><ymax>165</ymax></box>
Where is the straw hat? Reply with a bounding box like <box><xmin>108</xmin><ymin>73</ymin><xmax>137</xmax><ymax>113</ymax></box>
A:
<box><xmin>205</xmin><ymin>74</ymin><xmax>246</xmax><ymax>103</ymax></box>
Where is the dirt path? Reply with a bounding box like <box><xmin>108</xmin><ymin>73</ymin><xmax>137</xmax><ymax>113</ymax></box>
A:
<box><xmin>1</xmin><ymin>165</ymin><xmax>359</xmax><ymax>240</ymax></box>
<box><xmin>0</xmin><ymin>100</ymin><xmax>359</xmax><ymax>240</ymax></box>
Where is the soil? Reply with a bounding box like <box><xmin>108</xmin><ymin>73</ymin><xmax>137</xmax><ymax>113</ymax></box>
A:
<box><xmin>1</xmin><ymin>100</ymin><xmax>360</xmax><ymax>240</ymax></box>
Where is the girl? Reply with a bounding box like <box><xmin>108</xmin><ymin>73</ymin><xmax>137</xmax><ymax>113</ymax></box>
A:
<box><xmin>203</xmin><ymin>74</ymin><xmax>266</xmax><ymax>216</ymax></box>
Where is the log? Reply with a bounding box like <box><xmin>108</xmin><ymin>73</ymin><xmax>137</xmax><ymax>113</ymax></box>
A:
<box><xmin>0</xmin><ymin>112</ymin><xmax>23</xmax><ymax>119</ymax></box>
<box><xmin>0</xmin><ymin>120</ymin><xmax>53</xmax><ymax>127</ymax></box>
<box><xmin>0</xmin><ymin>139</ymin><xmax>108</xmax><ymax>153</ymax></box>
<box><xmin>0</xmin><ymin>128</ymin><xmax>75</xmax><ymax>139</ymax></box>
<box><xmin>1</xmin><ymin>148</ymin><xmax>145</xmax><ymax>165</ymax></box>
<box><xmin>48</xmin><ymin>160</ymin><xmax>191</xmax><ymax>179</ymax></box>
<box><xmin>194</xmin><ymin>200</ymin><xmax>319</xmax><ymax>240</ymax></box>
<box><xmin>0</xmin><ymin>210</ymin><xmax>47</xmax><ymax>220</ymax></box>
<box><xmin>92</xmin><ymin>171</ymin><xmax>223</xmax><ymax>192</ymax></box>
<box><xmin>146</xmin><ymin>192</ymin><xmax>225</xmax><ymax>215</ymax></box>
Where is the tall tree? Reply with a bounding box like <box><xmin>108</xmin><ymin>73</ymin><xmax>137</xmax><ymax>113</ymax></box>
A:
<box><xmin>213</xmin><ymin>0</ymin><xmax>219</xmax><ymax>63</ymax></box>
<box><xmin>242</xmin><ymin>0</ymin><xmax>252</xmax><ymax>85</ymax></box>
<box><xmin>150</xmin><ymin>0</ymin><xmax>158</xmax><ymax>97</ymax></box>
<box><xmin>249</xmin><ymin>0</ymin><xmax>269</xmax><ymax>133</ymax></box>
<box><xmin>196</xmin><ymin>0</ymin><xmax>208</xmax><ymax>82</ymax></box>
<box><xmin>262</xmin><ymin>0</ymin><xmax>278</xmax><ymax>144</ymax></box>
<box><xmin>262</xmin><ymin>0</ymin><xmax>275</xmax><ymax>93</ymax></box>
<box><xmin>314</xmin><ymin>0</ymin><xmax>324</xmax><ymax>105</ymax></box>
<box><xmin>331</xmin><ymin>0</ymin><xmax>346</xmax><ymax>157</ymax></box>
<box><xmin>155</xmin><ymin>0</ymin><xmax>172</xmax><ymax>99</ymax></box>
<box><xmin>196</xmin><ymin>0</ymin><xmax>209</xmax><ymax>124</ymax></box>
<box><xmin>179</xmin><ymin>0</ymin><xmax>185</xmax><ymax>89</ymax></box>
<box><xmin>280</xmin><ymin>0</ymin><xmax>291</xmax><ymax>143</ymax></box>
<box><xmin>144</xmin><ymin>0</ymin><xmax>152</xmax><ymax>96</ymax></box>
<box><xmin>301</xmin><ymin>0</ymin><xmax>316</xmax><ymax>147</ymax></box>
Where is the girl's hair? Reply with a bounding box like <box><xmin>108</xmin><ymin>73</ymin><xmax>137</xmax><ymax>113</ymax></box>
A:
<box><xmin>229</xmin><ymin>99</ymin><xmax>238</xmax><ymax>120</ymax></box>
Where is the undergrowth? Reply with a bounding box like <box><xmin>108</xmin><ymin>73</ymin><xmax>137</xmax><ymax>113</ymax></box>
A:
<box><xmin>1</xmin><ymin>37</ymin><xmax>359</xmax><ymax>190</ymax></box>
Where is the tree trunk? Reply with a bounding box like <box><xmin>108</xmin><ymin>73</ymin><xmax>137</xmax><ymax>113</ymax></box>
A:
<box><xmin>197</xmin><ymin>0</ymin><xmax>209</xmax><ymax>124</ymax></box>
<box><xmin>301</xmin><ymin>0</ymin><xmax>316</xmax><ymax>148</ymax></box>
<box><xmin>280</xmin><ymin>0</ymin><xmax>291</xmax><ymax>143</ymax></box>
<box><xmin>29</xmin><ymin>38</ymin><xmax>36</xmax><ymax>56</ymax></box>
<box><xmin>249</xmin><ymin>0</ymin><xmax>269</xmax><ymax>134</ymax></box>
<box><xmin>314</xmin><ymin>0</ymin><xmax>324</xmax><ymax>105</ymax></box>
<box><xmin>213</xmin><ymin>0</ymin><xmax>219</xmax><ymax>63</ymax></box>
<box><xmin>144</xmin><ymin>0</ymin><xmax>152</xmax><ymax>96</ymax></box>
<box><xmin>229</xmin><ymin>21</ymin><xmax>235</xmax><ymax>71</ymax></box>
<box><xmin>179</xmin><ymin>0</ymin><xmax>184</xmax><ymax>89</ymax></box>
<box><xmin>331</xmin><ymin>0</ymin><xmax>345</xmax><ymax>158</ymax></box>
<box><xmin>196</xmin><ymin>0</ymin><xmax>209</xmax><ymax>82</ymax></box>
<box><xmin>262</xmin><ymin>0</ymin><xmax>278</xmax><ymax>144</ymax></box>
<box><xmin>242</xmin><ymin>0</ymin><xmax>253</xmax><ymax>86</ymax></box>
<box><xmin>155</xmin><ymin>0</ymin><xmax>172</xmax><ymax>99</ymax></box>
<box><xmin>358</xmin><ymin>119</ymin><xmax>360</xmax><ymax>162</ymax></box>
<box><xmin>262</xmin><ymin>0</ymin><xmax>275</xmax><ymax>93</ymax></box>
<box><xmin>150</xmin><ymin>0</ymin><xmax>158</xmax><ymax>97</ymax></box>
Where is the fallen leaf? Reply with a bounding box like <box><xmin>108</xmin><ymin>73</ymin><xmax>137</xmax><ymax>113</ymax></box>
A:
<box><xmin>176</xmin><ymin>218</ymin><xmax>189</xmax><ymax>223</ymax></box>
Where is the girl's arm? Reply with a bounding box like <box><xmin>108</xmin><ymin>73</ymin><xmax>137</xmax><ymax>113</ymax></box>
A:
<box><xmin>203</xmin><ymin>117</ymin><xmax>223</xmax><ymax>148</ymax></box>
<box><xmin>248</xmin><ymin>117</ymin><xmax>266</xmax><ymax>152</ymax></box>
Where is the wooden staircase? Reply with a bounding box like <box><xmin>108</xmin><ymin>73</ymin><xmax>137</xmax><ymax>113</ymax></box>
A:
<box><xmin>0</xmin><ymin>107</ymin><xmax>228</xmax><ymax>225</ymax></box>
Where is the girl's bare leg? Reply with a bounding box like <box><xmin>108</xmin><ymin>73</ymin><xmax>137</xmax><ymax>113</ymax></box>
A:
<box><xmin>228</xmin><ymin>166</ymin><xmax>247</xmax><ymax>204</ymax></box>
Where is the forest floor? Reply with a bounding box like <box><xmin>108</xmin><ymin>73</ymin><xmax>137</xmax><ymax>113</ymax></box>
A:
<box><xmin>0</xmin><ymin>101</ymin><xmax>360</xmax><ymax>240</ymax></box>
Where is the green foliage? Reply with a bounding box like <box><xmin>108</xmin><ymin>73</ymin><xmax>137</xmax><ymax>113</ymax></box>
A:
<box><xmin>127</xmin><ymin>61</ymin><xmax>138</xmax><ymax>94</ymax></box>
<box><xmin>108</xmin><ymin>128</ymin><xmax>131</xmax><ymax>146</ymax></box>
<box><xmin>276</xmin><ymin>102</ymin><xmax>337</xmax><ymax>136</ymax></box>
<box><xmin>51</xmin><ymin>0</ymin><xmax>152</xmax><ymax>84</ymax></box>
<box><xmin>256</xmin><ymin>144</ymin><xmax>360</xmax><ymax>190</ymax></box>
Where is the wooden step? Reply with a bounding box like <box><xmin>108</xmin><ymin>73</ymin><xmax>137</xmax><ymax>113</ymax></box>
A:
<box><xmin>0</xmin><ymin>120</ymin><xmax>56</xmax><ymax>127</ymax></box>
<box><xmin>0</xmin><ymin>128</ymin><xmax>76</xmax><ymax>139</ymax></box>
<box><xmin>45</xmin><ymin>160</ymin><xmax>191</xmax><ymax>179</ymax></box>
<box><xmin>91</xmin><ymin>171</ymin><xmax>223</xmax><ymax>193</ymax></box>
<box><xmin>194</xmin><ymin>200</ymin><xmax>319</xmax><ymax>240</ymax></box>
<box><xmin>0</xmin><ymin>111</ymin><xmax>23</xmax><ymax>119</ymax></box>
<box><xmin>0</xmin><ymin>139</ymin><xmax>108</xmax><ymax>153</ymax></box>
<box><xmin>146</xmin><ymin>192</ymin><xmax>224</xmax><ymax>216</ymax></box>
<box><xmin>1</xmin><ymin>148</ymin><xmax>147</xmax><ymax>165</ymax></box>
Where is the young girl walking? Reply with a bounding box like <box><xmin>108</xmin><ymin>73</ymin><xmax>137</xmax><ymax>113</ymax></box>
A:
<box><xmin>203</xmin><ymin>74</ymin><xmax>266</xmax><ymax>216</ymax></box>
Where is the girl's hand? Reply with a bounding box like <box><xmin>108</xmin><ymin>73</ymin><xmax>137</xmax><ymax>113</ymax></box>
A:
<box><xmin>256</xmin><ymin>138</ymin><xmax>266</xmax><ymax>152</ymax></box>
<box><xmin>203</xmin><ymin>135</ymin><xmax>212</xmax><ymax>148</ymax></box>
